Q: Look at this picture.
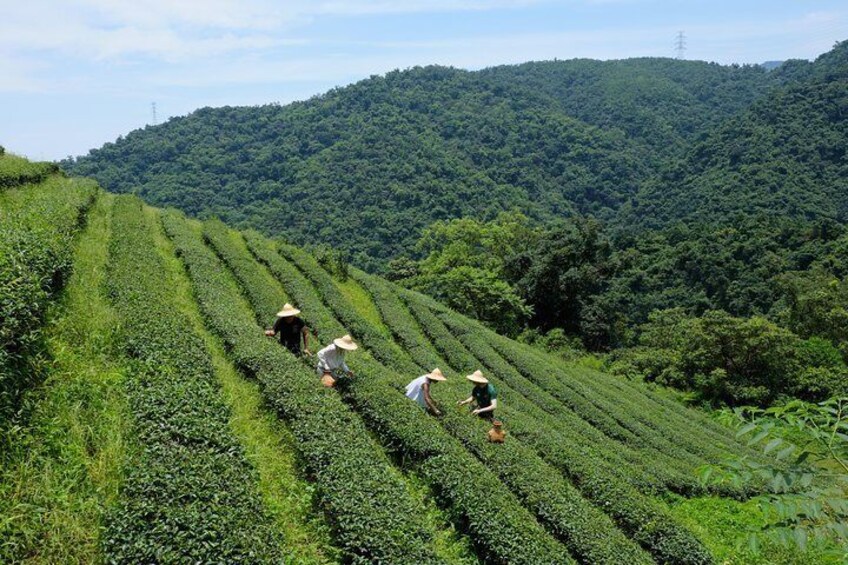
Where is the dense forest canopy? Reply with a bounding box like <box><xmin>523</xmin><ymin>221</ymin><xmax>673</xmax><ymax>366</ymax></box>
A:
<box><xmin>62</xmin><ymin>56</ymin><xmax>785</xmax><ymax>269</ymax></box>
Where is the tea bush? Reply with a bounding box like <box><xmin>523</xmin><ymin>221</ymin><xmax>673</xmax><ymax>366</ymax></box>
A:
<box><xmin>0</xmin><ymin>153</ymin><xmax>58</xmax><ymax>189</ymax></box>
<box><xmin>241</xmin><ymin>231</ymin><xmax>578</xmax><ymax>564</ymax></box>
<box><xmin>164</xmin><ymin>212</ymin><xmax>441</xmax><ymax>563</ymax></box>
<box><xmin>396</xmin><ymin>288</ymin><xmax>717</xmax><ymax>563</ymax></box>
<box><xmin>103</xmin><ymin>197</ymin><xmax>283</xmax><ymax>563</ymax></box>
<box><xmin>0</xmin><ymin>175</ymin><xmax>96</xmax><ymax>424</ymax></box>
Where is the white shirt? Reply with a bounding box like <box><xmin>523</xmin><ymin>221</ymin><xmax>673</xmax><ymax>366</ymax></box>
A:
<box><xmin>405</xmin><ymin>375</ymin><xmax>430</xmax><ymax>408</ymax></box>
<box><xmin>316</xmin><ymin>344</ymin><xmax>350</xmax><ymax>375</ymax></box>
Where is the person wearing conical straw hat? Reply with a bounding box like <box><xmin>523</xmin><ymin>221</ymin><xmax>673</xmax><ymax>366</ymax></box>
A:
<box><xmin>458</xmin><ymin>370</ymin><xmax>498</xmax><ymax>421</ymax></box>
<box><xmin>405</xmin><ymin>368</ymin><xmax>447</xmax><ymax>416</ymax></box>
<box><xmin>264</xmin><ymin>303</ymin><xmax>311</xmax><ymax>356</ymax></box>
<box><xmin>316</xmin><ymin>334</ymin><xmax>358</xmax><ymax>387</ymax></box>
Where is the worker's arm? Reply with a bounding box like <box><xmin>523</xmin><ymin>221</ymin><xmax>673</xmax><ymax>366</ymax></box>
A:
<box><xmin>422</xmin><ymin>381</ymin><xmax>441</xmax><ymax>415</ymax></box>
<box><xmin>473</xmin><ymin>398</ymin><xmax>497</xmax><ymax>415</ymax></box>
<box><xmin>457</xmin><ymin>396</ymin><xmax>474</xmax><ymax>406</ymax></box>
<box><xmin>301</xmin><ymin>326</ymin><xmax>311</xmax><ymax>355</ymax></box>
<box><xmin>265</xmin><ymin>317</ymin><xmax>282</xmax><ymax>337</ymax></box>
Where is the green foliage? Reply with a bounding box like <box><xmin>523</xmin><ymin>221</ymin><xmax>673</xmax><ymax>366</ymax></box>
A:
<box><xmin>0</xmin><ymin>194</ymin><xmax>130</xmax><ymax>563</ymax></box>
<box><xmin>312</xmin><ymin>245</ymin><xmax>350</xmax><ymax>282</ymax></box>
<box><xmin>610</xmin><ymin>309</ymin><xmax>848</xmax><ymax>406</ymax></box>
<box><xmin>0</xmin><ymin>175</ymin><xmax>96</xmax><ymax>427</ymax></box>
<box><xmin>62</xmin><ymin>58</ymin><xmax>779</xmax><ymax>269</ymax></box>
<box><xmin>395</xmin><ymin>213</ymin><xmax>534</xmax><ymax>335</ymax></box>
<box><xmin>666</xmin><ymin>495</ymin><xmax>839</xmax><ymax>565</ymax></box>
<box><xmin>506</xmin><ymin>216</ymin><xmax>613</xmax><ymax>346</ymax></box>
<box><xmin>0</xmin><ymin>152</ymin><xmax>58</xmax><ymax>189</ymax></box>
<box><xmin>517</xmin><ymin>327</ymin><xmax>584</xmax><ymax>361</ymax></box>
<box><xmin>778</xmin><ymin>270</ymin><xmax>848</xmax><ymax>360</ymax></box>
<box><xmin>628</xmin><ymin>41</ymin><xmax>848</xmax><ymax>230</ymax></box>
<box><xmin>241</xmin><ymin>231</ymin><xmax>581</xmax><ymax>564</ymax></box>
<box><xmin>410</xmin><ymin>266</ymin><xmax>531</xmax><ymax>336</ymax></box>
<box><xmin>414</xmin><ymin>212</ymin><xmax>536</xmax><ymax>274</ymax></box>
<box><xmin>103</xmin><ymin>197</ymin><xmax>284</xmax><ymax>563</ymax></box>
<box><xmin>701</xmin><ymin>399</ymin><xmax>848</xmax><ymax>559</ymax></box>
<box><xmin>163</xmin><ymin>212</ymin><xmax>444</xmax><ymax>563</ymax></box>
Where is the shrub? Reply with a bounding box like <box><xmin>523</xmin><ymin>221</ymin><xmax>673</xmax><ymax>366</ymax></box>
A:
<box><xmin>164</xmin><ymin>212</ymin><xmax>442</xmax><ymax>563</ymax></box>
<box><xmin>0</xmin><ymin>153</ymin><xmax>59</xmax><ymax>189</ymax></box>
<box><xmin>241</xmin><ymin>231</ymin><xmax>577</xmax><ymax>563</ymax></box>
<box><xmin>103</xmin><ymin>197</ymin><xmax>284</xmax><ymax>563</ymax></box>
<box><xmin>0</xmin><ymin>176</ymin><xmax>96</xmax><ymax>425</ymax></box>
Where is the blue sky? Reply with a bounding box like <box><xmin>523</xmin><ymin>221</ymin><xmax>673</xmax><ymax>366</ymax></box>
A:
<box><xmin>2</xmin><ymin>0</ymin><xmax>846</xmax><ymax>161</ymax></box>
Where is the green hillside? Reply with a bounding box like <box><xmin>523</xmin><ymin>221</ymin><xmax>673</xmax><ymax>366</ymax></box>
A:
<box><xmin>61</xmin><ymin>58</ymin><xmax>778</xmax><ymax>269</ymax></box>
<box><xmin>627</xmin><ymin>41</ymin><xmax>848</xmax><ymax>228</ymax></box>
<box><xmin>2</xmin><ymin>160</ymin><xmax>836</xmax><ymax>563</ymax></box>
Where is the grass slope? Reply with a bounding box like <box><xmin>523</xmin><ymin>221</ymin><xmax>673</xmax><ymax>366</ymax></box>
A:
<box><xmin>0</xmin><ymin>193</ymin><xmax>130</xmax><ymax>563</ymax></box>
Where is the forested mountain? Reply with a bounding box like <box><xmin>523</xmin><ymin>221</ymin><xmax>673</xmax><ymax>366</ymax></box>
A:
<box><xmin>62</xmin><ymin>57</ymin><xmax>780</xmax><ymax>268</ymax></box>
<box><xmin>627</xmin><ymin>42</ymin><xmax>848</xmax><ymax>229</ymax></box>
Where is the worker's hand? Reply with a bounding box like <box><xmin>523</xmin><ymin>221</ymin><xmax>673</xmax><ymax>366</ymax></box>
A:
<box><xmin>264</xmin><ymin>330</ymin><xmax>274</xmax><ymax>337</ymax></box>
<box><xmin>471</xmin><ymin>408</ymin><xmax>481</xmax><ymax>415</ymax></box>
<box><xmin>303</xmin><ymin>349</ymin><xmax>312</xmax><ymax>357</ymax></box>
<box><xmin>433</xmin><ymin>409</ymin><xmax>442</xmax><ymax>417</ymax></box>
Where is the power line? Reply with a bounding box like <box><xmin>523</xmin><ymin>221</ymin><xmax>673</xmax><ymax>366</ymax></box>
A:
<box><xmin>675</xmin><ymin>31</ymin><xmax>686</xmax><ymax>60</ymax></box>
<box><xmin>151</xmin><ymin>102</ymin><xmax>158</xmax><ymax>126</ymax></box>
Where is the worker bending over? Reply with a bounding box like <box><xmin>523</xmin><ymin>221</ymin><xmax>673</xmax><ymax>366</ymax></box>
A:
<box><xmin>458</xmin><ymin>370</ymin><xmax>498</xmax><ymax>420</ymax></box>
<box><xmin>316</xmin><ymin>334</ymin><xmax>358</xmax><ymax>387</ymax></box>
<box><xmin>405</xmin><ymin>368</ymin><xmax>447</xmax><ymax>416</ymax></box>
<box><xmin>265</xmin><ymin>303</ymin><xmax>311</xmax><ymax>356</ymax></box>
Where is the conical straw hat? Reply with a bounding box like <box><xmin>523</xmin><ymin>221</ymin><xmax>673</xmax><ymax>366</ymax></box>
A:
<box><xmin>466</xmin><ymin>370</ymin><xmax>488</xmax><ymax>384</ymax></box>
<box><xmin>276</xmin><ymin>303</ymin><xmax>301</xmax><ymax>317</ymax></box>
<box><xmin>333</xmin><ymin>334</ymin><xmax>358</xmax><ymax>351</ymax></box>
<box><xmin>427</xmin><ymin>368</ymin><xmax>446</xmax><ymax>382</ymax></box>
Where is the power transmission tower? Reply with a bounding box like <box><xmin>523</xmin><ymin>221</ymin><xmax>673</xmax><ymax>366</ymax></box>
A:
<box><xmin>151</xmin><ymin>102</ymin><xmax>158</xmax><ymax>126</ymax></box>
<box><xmin>675</xmin><ymin>31</ymin><xmax>686</xmax><ymax>59</ymax></box>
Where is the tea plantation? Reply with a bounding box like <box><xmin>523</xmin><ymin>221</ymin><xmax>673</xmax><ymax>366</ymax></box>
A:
<box><xmin>1</xmin><ymin>160</ymin><xmax>820</xmax><ymax>563</ymax></box>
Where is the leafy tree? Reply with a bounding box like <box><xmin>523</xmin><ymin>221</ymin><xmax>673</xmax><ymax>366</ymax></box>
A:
<box><xmin>609</xmin><ymin>309</ymin><xmax>847</xmax><ymax>406</ymax></box>
<box><xmin>408</xmin><ymin>266</ymin><xmax>530</xmax><ymax>336</ymax></box>
<box><xmin>778</xmin><ymin>271</ymin><xmax>848</xmax><ymax>361</ymax></box>
<box><xmin>505</xmin><ymin>216</ymin><xmax>614</xmax><ymax>348</ymax></box>
<box><xmin>702</xmin><ymin>399</ymin><xmax>848</xmax><ymax>559</ymax></box>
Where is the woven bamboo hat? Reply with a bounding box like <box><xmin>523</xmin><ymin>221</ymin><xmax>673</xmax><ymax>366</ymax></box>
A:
<box><xmin>427</xmin><ymin>368</ymin><xmax>447</xmax><ymax>382</ymax></box>
<box><xmin>333</xmin><ymin>334</ymin><xmax>358</xmax><ymax>351</ymax></box>
<box><xmin>276</xmin><ymin>303</ymin><xmax>301</xmax><ymax>317</ymax></box>
<box><xmin>466</xmin><ymin>370</ymin><xmax>488</xmax><ymax>384</ymax></box>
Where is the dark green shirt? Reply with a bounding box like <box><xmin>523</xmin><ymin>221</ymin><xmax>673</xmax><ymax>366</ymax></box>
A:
<box><xmin>471</xmin><ymin>383</ymin><xmax>497</xmax><ymax>409</ymax></box>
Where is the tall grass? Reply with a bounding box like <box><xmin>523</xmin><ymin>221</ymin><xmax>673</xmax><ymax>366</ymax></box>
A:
<box><xmin>0</xmin><ymin>193</ymin><xmax>131</xmax><ymax>563</ymax></box>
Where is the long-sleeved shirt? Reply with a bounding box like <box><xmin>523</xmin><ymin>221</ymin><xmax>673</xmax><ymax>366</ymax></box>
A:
<box><xmin>316</xmin><ymin>343</ymin><xmax>350</xmax><ymax>375</ymax></box>
<box><xmin>405</xmin><ymin>375</ymin><xmax>431</xmax><ymax>409</ymax></box>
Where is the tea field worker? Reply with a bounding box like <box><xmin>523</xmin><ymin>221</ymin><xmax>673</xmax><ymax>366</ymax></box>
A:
<box><xmin>457</xmin><ymin>370</ymin><xmax>498</xmax><ymax>421</ymax></box>
<box><xmin>264</xmin><ymin>303</ymin><xmax>311</xmax><ymax>356</ymax></box>
<box><xmin>405</xmin><ymin>368</ymin><xmax>447</xmax><ymax>416</ymax></box>
<box><xmin>316</xmin><ymin>334</ymin><xmax>358</xmax><ymax>387</ymax></box>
